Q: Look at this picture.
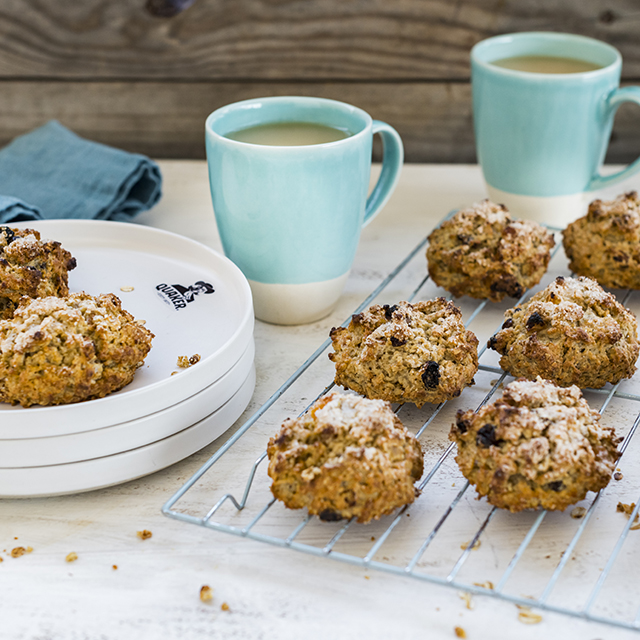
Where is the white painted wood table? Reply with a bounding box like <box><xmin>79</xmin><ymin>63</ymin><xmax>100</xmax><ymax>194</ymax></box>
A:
<box><xmin>2</xmin><ymin>162</ymin><xmax>640</xmax><ymax>640</ymax></box>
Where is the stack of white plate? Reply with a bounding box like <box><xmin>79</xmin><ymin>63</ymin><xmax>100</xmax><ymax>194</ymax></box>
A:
<box><xmin>0</xmin><ymin>220</ymin><xmax>255</xmax><ymax>498</ymax></box>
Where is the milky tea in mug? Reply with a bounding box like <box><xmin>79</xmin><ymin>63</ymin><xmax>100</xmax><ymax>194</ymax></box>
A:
<box><xmin>471</xmin><ymin>32</ymin><xmax>640</xmax><ymax>225</ymax></box>
<box><xmin>206</xmin><ymin>96</ymin><xmax>403</xmax><ymax>325</ymax></box>
<box><xmin>491</xmin><ymin>55</ymin><xmax>602</xmax><ymax>74</ymax></box>
<box><xmin>225</xmin><ymin>121</ymin><xmax>351</xmax><ymax>146</ymax></box>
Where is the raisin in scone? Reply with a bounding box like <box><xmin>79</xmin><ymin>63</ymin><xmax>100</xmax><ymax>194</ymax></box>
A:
<box><xmin>267</xmin><ymin>391</ymin><xmax>424</xmax><ymax>523</ymax></box>
<box><xmin>563</xmin><ymin>191</ymin><xmax>640</xmax><ymax>289</ymax></box>
<box><xmin>488</xmin><ymin>276</ymin><xmax>639</xmax><ymax>389</ymax></box>
<box><xmin>0</xmin><ymin>293</ymin><xmax>154</xmax><ymax>407</ymax></box>
<box><xmin>450</xmin><ymin>378</ymin><xmax>620</xmax><ymax>512</ymax></box>
<box><xmin>0</xmin><ymin>226</ymin><xmax>77</xmax><ymax>319</ymax></box>
<box><xmin>329</xmin><ymin>299</ymin><xmax>478</xmax><ymax>407</ymax></box>
<box><xmin>427</xmin><ymin>200</ymin><xmax>555</xmax><ymax>301</ymax></box>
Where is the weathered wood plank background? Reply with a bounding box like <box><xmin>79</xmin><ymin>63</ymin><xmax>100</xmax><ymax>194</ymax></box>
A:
<box><xmin>1</xmin><ymin>0</ymin><xmax>639</xmax><ymax>161</ymax></box>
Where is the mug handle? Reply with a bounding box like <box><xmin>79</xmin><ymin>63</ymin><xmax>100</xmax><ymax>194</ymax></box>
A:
<box><xmin>362</xmin><ymin>121</ymin><xmax>404</xmax><ymax>227</ymax></box>
<box><xmin>588</xmin><ymin>86</ymin><xmax>640</xmax><ymax>191</ymax></box>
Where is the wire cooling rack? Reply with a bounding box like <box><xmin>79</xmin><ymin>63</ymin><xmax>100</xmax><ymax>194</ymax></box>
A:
<box><xmin>163</xmin><ymin>223</ymin><xmax>640</xmax><ymax>633</ymax></box>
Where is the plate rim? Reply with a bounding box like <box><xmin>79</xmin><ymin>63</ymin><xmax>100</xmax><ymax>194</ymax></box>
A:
<box><xmin>0</xmin><ymin>365</ymin><xmax>256</xmax><ymax>497</ymax></box>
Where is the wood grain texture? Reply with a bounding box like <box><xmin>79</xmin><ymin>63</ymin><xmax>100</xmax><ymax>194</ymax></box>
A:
<box><xmin>0</xmin><ymin>81</ymin><xmax>476</xmax><ymax>161</ymax></box>
<box><xmin>0</xmin><ymin>0</ymin><xmax>639</xmax><ymax>160</ymax></box>
<box><xmin>1</xmin><ymin>0</ymin><xmax>640</xmax><ymax>80</ymax></box>
<box><xmin>1</xmin><ymin>80</ymin><xmax>639</xmax><ymax>163</ymax></box>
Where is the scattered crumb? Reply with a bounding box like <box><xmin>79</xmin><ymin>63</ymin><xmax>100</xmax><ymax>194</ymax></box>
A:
<box><xmin>517</xmin><ymin>606</ymin><xmax>543</xmax><ymax>624</ymax></box>
<box><xmin>370</xmin><ymin>536</ymin><xmax>375</xmax><ymax>541</ymax></box>
<box><xmin>570</xmin><ymin>506</ymin><xmax>587</xmax><ymax>519</ymax></box>
<box><xmin>66</xmin><ymin>552</ymin><xmax>78</xmax><ymax>563</ymax></box>
<box><xmin>473</xmin><ymin>580</ymin><xmax>494</xmax><ymax>590</ymax></box>
<box><xmin>614</xmin><ymin>471</ymin><xmax>623</xmax><ymax>481</ymax></box>
<box><xmin>137</xmin><ymin>529</ymin><xmax>152</xmax><ymax>540</ymax></box>
<box><xmin>460</xmin><ymin>539</ymin><xmax>481</xmax><ymax>550</ymax></box>
<box><xmin>617</xmin><ymin>502</ymin><xmax>640</xmax><ymax>529</ymax></box>
<box><xmin>171</xmin><ymin>371</ymin><xmax>179</xmax><ymax>376</ymax></box>
<box><xmin>458</xmin><ymin>591</ymin><xmax>474</xmax><ymax>610</ymax></box>
<box><xmin>112</xmin><ymin>565</ymin><xmax>118</xmax><ymax>570</ymax></box>
<box><xmin>177</xmin><ymin>354</ymin><xmax>201</xmax><ymax>369</ymax></box>
<box><xmin>364</xmin><ymin>575</ymin><xmax>370</xmax><ymax>580</ymax></box>
<box><xmin>14</xmin><ymin>537</ymin><xmax>18</xmax><ymax>540</ymax></box>
<box><xmin>617</xmin><ymin>502</ymin><xmax>635</xmax><ymax>515</ymax></box>
<box><xmin>454</xmin><ymin>626</ymin><xmax>467</xmax><ymax>638</ymax></box>
<box><xmin>200</xmin><ymin>585</ymin><xmax>213</xmax><ymax>603</ymax></box>
<box><xmin>0</xmin><ymin>557</ymin><xmax>3</xmax><ymax>563</ymax></box>
<box><xmin>452</xmin><ymin>483</ymin><xmax>456</xmax><ymax>487</ymax></box>
<box><xmin>10</xmin><ymin>547</ymin><xmax>25</xmax><ymax>558</ymax></box>
<box><xmin>26</xmin><ymin>547</ymin><xmax>33</xmax><ymax>553</ymax></box>
<box><xmin>221</xmin><ymin>602</ymin><xmax>230</xmax><ymax>612</ymax></box>
<box><xmin>120</xmin><ymin>286</ymin><xmax>135</xmax><ymax>292</ymax></box>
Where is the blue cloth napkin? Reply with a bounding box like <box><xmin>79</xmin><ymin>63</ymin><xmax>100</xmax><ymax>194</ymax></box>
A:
<box><xmin>0</xmin><ymin>121</ymin><xmax>162</xmax><ymax>223</ymax></box>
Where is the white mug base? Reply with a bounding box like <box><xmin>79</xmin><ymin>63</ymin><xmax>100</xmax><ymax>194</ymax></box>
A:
<box><xmin>486</xmin><ymin>185</ymin><xmax>589</xmax><ymax>227</ymax></box>
<box><xmin>248</xmin><ymin>273</ymin><xmax>349</xmax><ymax>325</ymax></box>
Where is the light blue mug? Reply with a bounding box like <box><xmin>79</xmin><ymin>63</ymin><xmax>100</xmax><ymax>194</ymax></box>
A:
<box><xmin>205</xmin><ymin>96</ymin><xmax>403</xmax><ymax>325</ymax></box>
<box><xmin>472</xmin><ymin>32</ymin><xmax>640</xmax><ymax>224</ymax></box>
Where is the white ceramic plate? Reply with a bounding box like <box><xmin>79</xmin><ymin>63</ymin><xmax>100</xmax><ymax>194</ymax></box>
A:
<box><xmin>0</xmin><ymin>339</ymin><xmax>254</xmax><ymax>467</ymax></box>
<box><xmin>3</xmin><ymin>220</ymin><xmax>254</xmax><ymax>434</ymax></box>
<box><xmin>0</xmin><ymin>365</ymin><xmax>256</xmax><ymax>498</ymax></box>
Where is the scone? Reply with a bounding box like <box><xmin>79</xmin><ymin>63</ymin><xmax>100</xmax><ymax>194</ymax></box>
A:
<box><xmin>329</xmin><ymin>299</ymin><xmax>478</xmax><ymax>407</ymax></box>
<box><xmin>450</xmin><ymin>378</ymin><xmax>620</xmax><ymax>512</ymax></box>
<box><xmin>0</xmin><ymin>226</ymin><xmax>77</xmax><ymax>319</ymax></box>
<box><xmin>563</xmin><ymin>191</ymin><xmax>640</xmax><ymax>289</ymax></box>
<box><xmin>488</xmin><ymin>276</ymin><xmax>639</xmax><ymax>389</ymax></box>
<box><xmin>267</xmin><ymin>391</ymin><xmax>424</xmax><ymax>523</ymax></box>
<box><xmin>426</xmin><ymin>200</ymin><xmax>555</xmax><ymax>301</ymax></box>
<box><xmin>0</xmin><ymin>293</ymin><xmax>154</xmax><ymax>407</ymax></box>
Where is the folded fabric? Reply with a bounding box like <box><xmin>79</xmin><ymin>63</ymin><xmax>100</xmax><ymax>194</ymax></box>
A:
<box><xmin>0</xmin><ymin>195</ymin><xmax>41</xmax><ymax>222</ymax></box>
<box><xmin>0</xmin><ymin>121</ymin><xmax>162</xmax><ymax>224</ymax></box>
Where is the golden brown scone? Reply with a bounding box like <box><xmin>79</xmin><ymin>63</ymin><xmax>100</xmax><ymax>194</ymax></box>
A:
<box><xmin>329</xmin><ymin>299</ymin><xmax>478</xmax><ymax>407</ymax></box>
<box><xmin>426</xmin><ymin>200</ymin><xmax>555</xmax><ymax>301</ymax></box>
<box><xmin>0</xmin><ymin>226</ymin><xmax>77</xmax><ymax>319</ymax></box>
<box><xmin>450</xmin><ymin>378</ymin><xmax>620</xmax><ymax>512</ymax></box>
<box><xmin>488</xmin><ymin>276</ymin><xmax>639</xmax><ymax>389</ymax></box>
<box><xmin>563</xmin><ymin>191</ymin><xmax>640</xmax><ymax>289</ymax></box>
<box><xmin>267</xmin><ymin>391</ymin><xmax>424</xmax><ymax>523</ymax></box>
<box><xmin>0</xmin><ymin>293</ymin><xmax>154</xmax><ymax>407</ymax></box>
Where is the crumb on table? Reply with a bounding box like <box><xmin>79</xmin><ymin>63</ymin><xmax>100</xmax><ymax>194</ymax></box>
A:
<box><xmin>200</xmin><ymin>585</ymin><xmax>213</xmax><ymax>602</ymax></box>
<box><xmin>137</xmin><ymin>529</ymin><xmax>152</xmax><ymax>540</ymax></box>
<box><xmin>65</xmin><ymin>552</ymin><xmax>78</xmax><ymax>563</ymax></box>
<box><xmin>617</xmin><ymin>502</ymin><xmax>640</xmax><ymax>529</ymax></box>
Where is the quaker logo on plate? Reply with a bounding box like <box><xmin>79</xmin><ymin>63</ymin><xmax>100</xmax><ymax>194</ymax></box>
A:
<box><xmin>156</xmin><ymin>280</ymin><xmax>215</xmax><ymax>310</ymax></box>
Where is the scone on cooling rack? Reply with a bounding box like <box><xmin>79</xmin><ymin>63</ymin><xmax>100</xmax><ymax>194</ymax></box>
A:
<box><xmin>328</xmin><ymin>299</ymin><xmax>478</xmax><ymax>407</ymax></box>
<box><xmin>0</xmin><ymin>292</ymin><xmax>154</xmax><ymax>407</ymax></box>
<box><xmin>488</xmin><ymin>276</ymin><xmax>639</xmax><ymax>389</ymax></box>
<box><xmin>0</xmin><ymin>226</ymin><xmax>77</xmax><ymax>319</ymax></box>
<box><xmin>563</xmin><ymin>191</ymin><xmax>640</xmax><ymax>289</ymax></box>
<box><xmin>450</xmin><ymin>378</ymin><xmax>621</xmax><ymax>512</ymax></box>
<box><xmin>267</xmin><ymin>391</ymin><xmax>424</xmax><ymax>524</ymax></box>
<box><xmin>426</xmin><ymin>200</ymin><xmax>555</xmax><ymax>301</ymax></box>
